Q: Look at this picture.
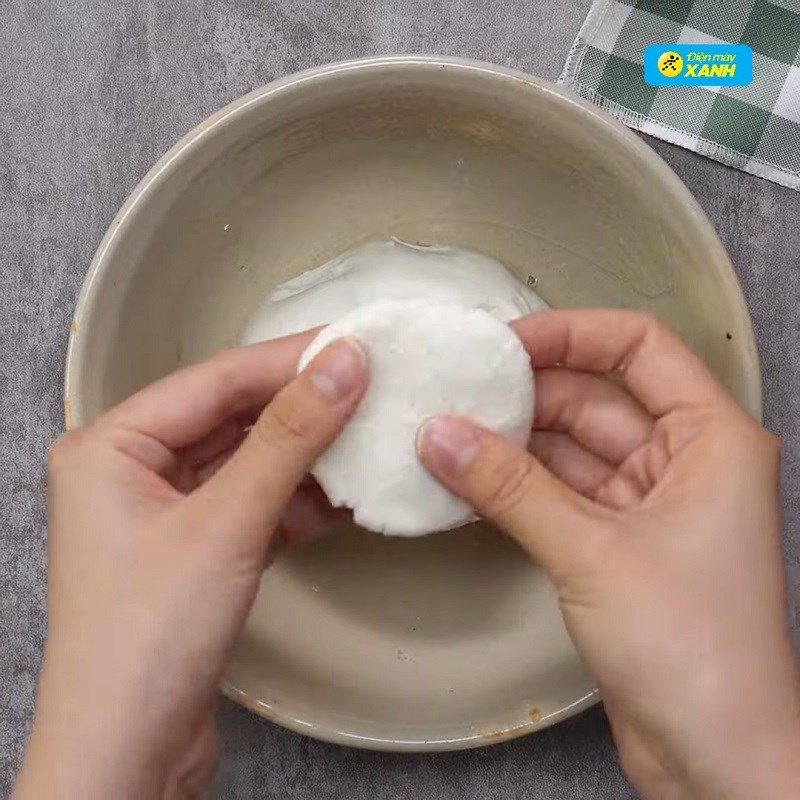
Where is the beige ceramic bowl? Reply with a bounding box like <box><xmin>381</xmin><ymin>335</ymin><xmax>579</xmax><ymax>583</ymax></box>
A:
<box><xmin>65</xmin><ymin>55</ymin><xmax>761</xmax><ymax>751</ymax></box>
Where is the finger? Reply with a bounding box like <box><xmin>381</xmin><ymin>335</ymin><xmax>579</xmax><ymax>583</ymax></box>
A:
<box><xmin>191</xmin><ymin>440</ymin><xmax>242</xmax><ymax>488</ymax></box>
<box><xmin>191</xmin><ymin>338</ymin><xmax>368</xmax><ymax>543</ymax></box>
<box><xmin>177</xmin><ymin>409</ymin><xmax>260</xmax><ymax>488</ymax></box>
<box><xmin>592</xmin><ymin>436</ymin><xmax>671</xmax><ymax>510</ymax></box>
<box><xmin>170</xmin><ymin>713</ymin><xmax>219</xmax><ymax>799</ymax></box>
<box><xmin>418</xmin><ymin>416</ymin><xmax>612</xmax><ymax>572</ymax></box>
<box><xmin>181</xmin><ymin>417</ymin><xmax>247</xmax><ymax>470</ymax></box>
<box><xmin>100</xmin><ymin>329</ymin><xmax>319</xmax><ymax>450</ymax></box>
<box><xmin>512</xmin><ymin>310</ymin><xmax>726</xmax><ymax>416</ymax></box>
<box><xmin>593</xmin><ymin>471</ymin><xmax>649</xmax><ymax>510</ymax></box>
<box><xmin>280</xmin><ymin>481</ymin><xmax>346</xmax><ymax>545</ymax></box>
<box><xmin>603</xmin><ymin>698</ymin><xmax>668</xmax><ymax>791</ymax></box>
<box><xmin>265</xmin><ymin>482</ymin><xmax>348</xmax><ymax>567</ymax></box>
<box><xmin>530</xmin><ymin>431</ymin><xmax>615</xmax><ymax>498</ymax></box>
<box><xmin>531</xmin><ymin>431</ymin><xmax>650</xmax><ymax>510</ymax></box>
<box><xmin>534</xmin><ymin>368</ymin><xmax>653</xmax><ymax>465</ymax></box>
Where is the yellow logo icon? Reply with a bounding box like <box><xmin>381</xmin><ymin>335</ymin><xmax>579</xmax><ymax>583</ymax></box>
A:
<box><xmin>658</xmin><ymin>51</ymin><xmax>683</xmax><ymax>77</ymax></box>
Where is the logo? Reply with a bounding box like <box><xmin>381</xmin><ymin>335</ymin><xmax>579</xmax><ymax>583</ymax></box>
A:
<box><xmin>644</xmin><ymin>44</ymin><xmax>753</xmax><ymax>87</ymax></box>
<box><xmin>657</xmin><ymin>51</ymin><xmax>683</xmax><ymax>77</ymax></box>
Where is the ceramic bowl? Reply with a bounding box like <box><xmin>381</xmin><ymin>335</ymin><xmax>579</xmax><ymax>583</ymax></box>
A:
<box><xmin>65</xmin><ymin>55</ymin><xmax>761</xmax><ymax>751</ymax></box>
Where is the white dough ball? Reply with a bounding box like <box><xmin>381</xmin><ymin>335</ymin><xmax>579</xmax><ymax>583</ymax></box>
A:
<box><xmin>299</xmin><ymin>299</ymin><xmax>534</xmax><ymax>537</ymax></box>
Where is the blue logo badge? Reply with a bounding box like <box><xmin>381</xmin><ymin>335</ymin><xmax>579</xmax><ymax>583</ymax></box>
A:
<box><xmin>644</xmin><ymin>44</ymin><xmax>753</xmax><ymax>87</ymax></box>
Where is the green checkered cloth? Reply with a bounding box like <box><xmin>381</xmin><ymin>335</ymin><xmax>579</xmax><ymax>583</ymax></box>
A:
<box><xmin>559</xmin><ymin>0</ymin><xmax>800</xmax><ymax>191</ymax></box>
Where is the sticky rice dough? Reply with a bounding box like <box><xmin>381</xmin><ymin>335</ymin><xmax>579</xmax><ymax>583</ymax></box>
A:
<box><xmin>299</xmin><ymin>299</ymin><xmax>534</xmax><ymax>536</ymax></box>
<box><xmin>241</xmin><ymin>239</ymin><xmax>546</xmax><ymax>536</ymax></box>
<box><xmin>240</xmin><ymin>238</ymin><xmax>547</xmax><ymax>344</ymax></box>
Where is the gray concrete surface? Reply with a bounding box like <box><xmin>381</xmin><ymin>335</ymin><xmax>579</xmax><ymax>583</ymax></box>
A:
<box><xmin>1</xmin><ymin>1</ymin><xmax>798</xmax><ymax>797</ymax></box>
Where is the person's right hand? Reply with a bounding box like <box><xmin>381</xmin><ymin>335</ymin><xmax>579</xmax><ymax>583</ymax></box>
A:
<box><xmin>418</xmin><ymin>309</ymin><xmax>800</xmax><ymax>800</ymax></box>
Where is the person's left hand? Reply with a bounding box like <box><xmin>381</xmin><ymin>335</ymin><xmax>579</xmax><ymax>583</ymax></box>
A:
<box><xmin>14</xmin><ymin>333</ymin><xmax>368</xmax><ymax>800</ymax></box>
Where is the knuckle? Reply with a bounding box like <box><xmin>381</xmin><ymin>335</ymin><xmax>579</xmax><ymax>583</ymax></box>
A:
<box><xmin>629</xmin><ymin>309</ymin><xmax>670</xmax><ymax>335</ymax></box>
<box><xmin>211</xmin><ymin>346</ymin><xmax>238</xmax><ymax>363</ymax></box>
<box><xmin>642</xmin><ymin>314</ymin><xmax>681</xmax><ymax>352</ymax></box>
<box><xmin>762</xmin><ymin>428</ymin><xmax>782</xmax><ymax>453</ymax></box>
<box><xmin>48</xmin><ymin>429</ymin><xmax>87</xmax><ymax>471</ymax></box>
<box><xmin>476</xmin><ymin>447</ymin><xmax>536</xmax><ymax>518</ymax></box>
<box><xmin>206</xmin><ymin>355</ymin><xmax>243</xmax><ymax>411</ymax></box>
<box><xmin>715</xmin><ymin>408</ymin><xmax>780</xmax><ymax>458</ymax></box>
<box><xmin>255</xmin><ymin>401</ymin><xmax>313</xmax><ymax>451</ymax></box>
<box><xmin>646</xmin><ymin>315</ymin><xmax>674</xmax><ymax>338</ymax></box>
<box><xmin>757</xmin><ymin>427</ymin><xmax>782</xmax><ymax>466</ymax></box>
<box><xmin>209</xmin><ymin>348</ymin><xmax>245</xmax><ymax>382</ymax></box>
<box><xmin>633</xmin><ymin>312</ymin><xmax>677</xmax><ymax>348</ymax></box>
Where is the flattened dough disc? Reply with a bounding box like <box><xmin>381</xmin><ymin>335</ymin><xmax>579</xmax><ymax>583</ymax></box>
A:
<box><xmin>299</xmin><ymin>298</ymin><xmax>534</xmax><ymax>536</ymax></box>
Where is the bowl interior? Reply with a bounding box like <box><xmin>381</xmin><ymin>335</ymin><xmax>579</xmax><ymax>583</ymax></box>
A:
<box><xmin>67</xmin><ymin>58</ymin><xmax>761</xmax><ymax>749</ymax></box>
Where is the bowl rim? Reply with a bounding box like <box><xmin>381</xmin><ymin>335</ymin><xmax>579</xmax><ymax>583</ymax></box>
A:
<box><xmin>220</xmin><ymin>679</ymin><xmax>600</xmax><ymax>752</ymax></box>
<box><xmin>65</xmin><ymin>54</ymin><xmax>762</xmax><ymax>427</ymax></box>
<box><xmin>64</xmin><ymin>54</ymin><xmax>763</xmax><ymax>751</ymax></box>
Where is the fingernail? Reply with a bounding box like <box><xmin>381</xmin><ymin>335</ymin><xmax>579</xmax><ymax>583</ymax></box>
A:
<box><xmin>417</xmin><ymin>416</ymin><xmax>481</xmax><ymax>477</ymax></box>
<box><xmin>309</xmin><ymin>338</ymin><xmax>367</xmax><ymax>402</ymax></box>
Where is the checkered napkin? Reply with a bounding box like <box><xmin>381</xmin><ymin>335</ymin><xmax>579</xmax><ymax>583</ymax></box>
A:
<box><xmin>559</xmin><ymin>0</ymin><xmax>800</xmax><ymax>191</ymax></box>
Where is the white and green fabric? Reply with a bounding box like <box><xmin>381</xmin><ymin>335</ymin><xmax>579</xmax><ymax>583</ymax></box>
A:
<box><xmin>560</xmin><ymin>0</ymin><xmax>800</xmax><ymax>190</ymax></box>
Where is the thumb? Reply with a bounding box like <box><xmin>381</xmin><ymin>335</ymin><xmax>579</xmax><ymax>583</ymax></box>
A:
<box><xmin>190</xmin><ymin>337</ymin><xmax>368</xmax><ymax>551</ymax></box>
<box><xmin>417</xmin><ymin>416</ymin><xmax>607</xmax><ymax>572</ymax></box>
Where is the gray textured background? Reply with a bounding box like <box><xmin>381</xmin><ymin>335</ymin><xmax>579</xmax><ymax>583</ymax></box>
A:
<box><xmin>1</xmin><ymin>1</ymin><xmax>798</xmax><ymax>797</ymax></box>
